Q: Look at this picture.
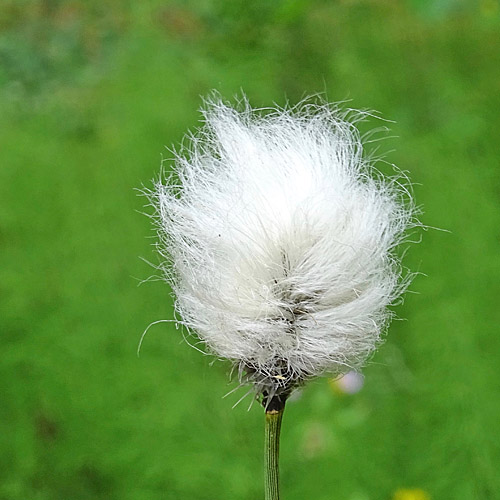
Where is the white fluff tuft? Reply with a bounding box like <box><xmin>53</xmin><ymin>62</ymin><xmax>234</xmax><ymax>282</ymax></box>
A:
<box><xmin>151</xmin><ymin>96</ymin><xmax>416</xmax><ymax>398</ymax></box>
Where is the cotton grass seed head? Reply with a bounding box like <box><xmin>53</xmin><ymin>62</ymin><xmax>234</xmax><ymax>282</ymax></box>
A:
<box><xmin>150</xmin><ymin>96</ymin><xmax>417</xmax><ymax>403</ymax></box>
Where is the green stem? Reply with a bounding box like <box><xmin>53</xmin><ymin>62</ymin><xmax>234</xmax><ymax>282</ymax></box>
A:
<box><xmin>264</xmin><ymin>404</ymin><xmax>285</xmax><ymax>500</ymax></box>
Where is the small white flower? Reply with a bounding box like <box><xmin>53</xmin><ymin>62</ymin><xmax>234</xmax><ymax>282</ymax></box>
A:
<box><xmin>151</xmin><ymin>96</ymin><xmax>416</xmax><ymax>402</ymax></box>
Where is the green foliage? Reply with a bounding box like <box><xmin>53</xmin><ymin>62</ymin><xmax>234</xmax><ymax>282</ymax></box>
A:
<box><xmin>1</xmin><ymin>1</ymin><xmax>500</xmax><ymax>499</ymax></box>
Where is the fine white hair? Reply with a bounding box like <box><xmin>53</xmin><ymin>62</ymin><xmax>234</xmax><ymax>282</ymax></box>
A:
<box><xmin>151</xmin><ymin>96</ymin><xmax>416</xmax><ymax>399</ymax></box>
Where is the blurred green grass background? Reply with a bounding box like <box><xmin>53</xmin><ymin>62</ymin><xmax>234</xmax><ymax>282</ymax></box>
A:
<box><xmin>1</xmin><ymin>1</ymin><xmax>500</xmax><ymax>499</ymax></box>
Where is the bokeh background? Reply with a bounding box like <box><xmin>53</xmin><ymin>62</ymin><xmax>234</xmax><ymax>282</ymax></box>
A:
<box><xmin>2</xmin><ymin>1</ymin><xmax>500</xmax><ymax>499</ymax></box>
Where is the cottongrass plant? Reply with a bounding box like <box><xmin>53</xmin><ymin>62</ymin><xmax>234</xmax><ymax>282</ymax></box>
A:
<box><xmin>148</xmin><ymin>95</ymin><xmax>417</xmax><ymax>499</ymax></box>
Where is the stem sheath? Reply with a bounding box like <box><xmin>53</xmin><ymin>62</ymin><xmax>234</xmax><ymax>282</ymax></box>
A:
<box><xmin>264</xmin><ymin>405</ymin><xmax>285</xmax><ymax>500</ymax></box>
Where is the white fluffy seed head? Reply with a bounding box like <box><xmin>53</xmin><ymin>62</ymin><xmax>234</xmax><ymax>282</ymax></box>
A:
<box><xmin>151</xmin><ymin>96</ymin><xmax>416</xmax><ymax>398</ymax></box>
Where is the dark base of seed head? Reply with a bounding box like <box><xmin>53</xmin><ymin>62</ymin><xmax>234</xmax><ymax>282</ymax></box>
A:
<box><xmin>262</xmin><ymin>391</ymin><xmax>289</xmax><ymax>413</ymax></box>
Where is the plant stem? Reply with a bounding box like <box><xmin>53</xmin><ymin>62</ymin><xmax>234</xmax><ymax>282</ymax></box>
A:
<box><xmin>264</xmin><ymin>402</ymin><xmax>285</xmax><ymax>500</ymax></box>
